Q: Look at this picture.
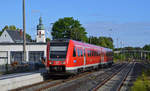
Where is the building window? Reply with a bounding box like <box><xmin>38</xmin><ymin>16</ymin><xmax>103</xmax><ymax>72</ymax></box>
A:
<box><xmin>29</xmin><ymin>51</ymin><xmax>44</xmax><ymax>62</ymax></box>
<box><xmin>10</xmin><ymin>51</ymin><xmax>23</xmax><ymax>63</ymax></box>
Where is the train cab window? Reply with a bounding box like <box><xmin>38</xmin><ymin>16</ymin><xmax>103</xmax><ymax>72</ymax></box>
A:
<box><xmin>73</xmin><ymin>47</ymin><xmax>76</xmax><ymax>57</ymax></box>
<box><xmin>49</xmin><ymin>41</ymin><xmax>69</xmax><ymax>60</ymax></box>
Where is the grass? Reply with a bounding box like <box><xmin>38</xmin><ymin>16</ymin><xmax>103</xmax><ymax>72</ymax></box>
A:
<box><xmin>131</xmin><ymin>69</ymin><xmax>150</xmax><ymax>91</ymax></box>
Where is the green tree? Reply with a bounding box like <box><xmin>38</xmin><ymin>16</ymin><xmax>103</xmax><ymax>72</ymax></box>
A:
<box><xmin>9</xmin><ymin>25</ymin><xmax>17</xmax><ymax>30</ymax></box>
<box><xmin>0</xmin><ymin>31</ymin><xmax>2</xmax><ymax>36</ymax></box>
<box><xmin>0</xmin><ymin>25</ymin><xmax>9</xmax><ymax>36</ymax></box>
<box><xmin>0</xmin><ymin>25</ymin><xmax>18</xmax><ymax>36</ymax></box>
<box><xmin>88</xmin><ymin>36</ymin><xmax>99</xmax><ymax>45</ymax></box>
<box><xmin>51</xmin><ymin>17</ymin><xmax>87</xmax><ymax>41</ymax></box>
<box><xmin>99</xmin><ymin>37</ymin><xmax>107</xmax><ymax>47</ymax></box>
<box><xmin>26</xmin><ymin>33</ymin><xmax>32</xmax><ymax>41</ymax></box>
<box><xmin>87</xmin><ymin>36</ymin><xmax>114</xmax><ymax>49</ymax></box>
<box><xmin>46</xmin><ymin>38</ymin><xmax>51</xmax><ymax>42</ymax></box>
<box><xmin>143</xmin><ymin>44</ymin><xmax>150</xmax><ymax>51</ymax></box>
<box><xmin>104</xmin><ymin>37</ymin><xmax>114</xmax><ymax>49</ymax></box>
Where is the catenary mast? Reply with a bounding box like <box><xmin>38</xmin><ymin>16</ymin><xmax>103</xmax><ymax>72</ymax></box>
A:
<box><xmin>23</xmin><ymin>0</ymin><xmax>26</xmax><ymax>62</ymax></box>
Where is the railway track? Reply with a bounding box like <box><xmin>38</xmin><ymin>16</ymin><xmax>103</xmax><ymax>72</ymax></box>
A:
<box><xmin>41</xmin><ymin>63</ymin><xmax>125</xmax><ymax>91</ymax></box>
<box><xmin>116</xmin><ymin>62</ymin><xmax>135</xmax><ymax>91</ymax></box>
<box><xmin>93</xmin><ymin>62</ymin><xmax>135</xmax><ymax>91</ymax></box>
<box><xmin>10</xmin><ymin>63</ymin><xmax>122</xmax><ymax>91</ymax></box>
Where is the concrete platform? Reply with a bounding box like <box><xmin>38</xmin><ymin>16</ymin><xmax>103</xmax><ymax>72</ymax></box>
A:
<box><xmin>0</xmin><ymin>72</ymin><xmax>44</xmax><ymax>91</ymax></box>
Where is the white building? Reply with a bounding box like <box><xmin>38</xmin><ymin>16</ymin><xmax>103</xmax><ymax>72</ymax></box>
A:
<box><xmin>0</xmin><ymin>43</ymin><xmax>46</xmax><ymax>65</ymax></box>
<box><xmin>0</xmin><ymin>17</ymin><xmax>47</xmax><ymax>65</ymax></box>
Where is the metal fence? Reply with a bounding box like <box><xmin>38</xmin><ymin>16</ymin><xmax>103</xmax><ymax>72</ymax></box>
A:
<box><xmin>0</xmin><ymin>51</ymin><xmax>8</xmax><ymax>73</ymax></box>
<box><xmin>0</xmin><ymin>51</ymin><xmax>45</xmax><ymax>74</ymax></box>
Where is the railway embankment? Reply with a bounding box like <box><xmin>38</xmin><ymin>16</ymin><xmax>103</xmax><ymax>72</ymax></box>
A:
<box><xmin>131</xmin><ymin>61</ymin><xmax>150</xmax><ymax>91</ymax></box>
<box><xmin>0</xmin><ymin>72</ymin><xmax>44</xmax><ymax>91</ymax></box>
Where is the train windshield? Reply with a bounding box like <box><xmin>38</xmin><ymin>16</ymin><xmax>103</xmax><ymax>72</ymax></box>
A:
<box><xmin>50</xmin><ymin>41</ymin><xmax>69</xmax><ymax>60</ymax></box>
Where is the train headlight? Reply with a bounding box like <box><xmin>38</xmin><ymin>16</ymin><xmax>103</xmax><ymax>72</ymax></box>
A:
<box><xmin>49</xmin><ymin>62</ymin><xmax>53</xmax><ymax>64</ymax></box>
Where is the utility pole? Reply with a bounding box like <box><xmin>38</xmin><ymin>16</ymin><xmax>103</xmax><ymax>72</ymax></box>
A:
<box><xmin>116</xmin><ymin>38</ymin><xmax>119</xmax><ymax>56</ymax></box>
<box><xmin>120</xmin><ymin>41</ymin><xmax>123</xmax><ymax>61</ymax></box>
<box><xmin>23</xmin><ymin>0</ymin><xmax>26</xmax><ymax>62</ymax></box>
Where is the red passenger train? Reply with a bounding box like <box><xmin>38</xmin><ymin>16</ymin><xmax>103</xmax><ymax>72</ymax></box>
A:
<box><xmin>46</xmin><ymin>40</ymin><xmax>113</xmax><ymax>74</ymax></box>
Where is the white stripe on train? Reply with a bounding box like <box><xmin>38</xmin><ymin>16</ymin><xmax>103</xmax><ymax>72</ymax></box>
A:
<box><xmin>66</xmin><ymin>61</ymin><xmax>113</xmax><ymax>70</ymax></box>
<box><xmin>66</xmin><ymin>63</ymin><xmax>100</xmax><ymax>70</ymax></box>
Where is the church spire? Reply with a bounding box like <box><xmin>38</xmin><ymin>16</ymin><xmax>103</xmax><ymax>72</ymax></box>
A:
<box><xmin>39</xmin><ymin>17</ymin><xmax>42</xmax><ymax>25</ymax></box>
<box><xmin>37</xmin><ymin>17</ymin><xmax>44</xmax><ymax>30</ymax></box>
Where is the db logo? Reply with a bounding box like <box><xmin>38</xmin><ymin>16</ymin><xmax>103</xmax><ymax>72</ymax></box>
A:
<box><xmin>73</xmin><ymin>60</ymin><xmax>77</xmax><ymax>63</ymax></box>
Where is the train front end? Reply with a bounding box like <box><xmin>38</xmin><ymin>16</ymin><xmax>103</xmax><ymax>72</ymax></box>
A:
<box><xmin>46</xmin><ymin>40</ymin><xmax>69</xmax><ymax>73</ymax></box>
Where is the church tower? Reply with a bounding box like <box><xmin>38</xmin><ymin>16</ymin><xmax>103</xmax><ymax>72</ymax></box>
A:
<box><xmin>36</xmin><ymin>17</ymin><xmax>46</xmax><ymax>43</ymax></box>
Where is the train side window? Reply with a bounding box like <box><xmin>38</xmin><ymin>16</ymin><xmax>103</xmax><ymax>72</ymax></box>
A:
<box><xmin>96</xmin><ymin>51</ymin><xmax>98</xmax><ymax>56</ymax></box>
<box><xmin>90</xmin><ymin>50</ymin><xmax>91</xmax><ymax>56</ymax></box>
<box><xmin>90</xmin><ymin>50</ymin><xmax>92</xmax><ymax>56</ymax></box>
<box><xmin>92</xmin><ymin>51</ymin><xmax>94</xmax><ymax>56</ymax></box>
<box><xmin>99</xmin><ymin>51</ymin><xmax>100</xmax><ymax>56</ymax></box>
<box><xmin>93</xmin><ymin>51</ymin><xmax>94</xmax><ymax>56</ymax></box>
<box><xmin>77</xmin><ymin>48</ymin><xmax>80</xmax><ymax>57</ymax></box>
<box><xmin>95</xmin><ymin>51</ymin><xmax>96</xmax><ymax>56</ymax></box>
<box><xmin>84</xmin><ymin>49</ymin><xmax>86</xmax><ymax>56</ymax></box>
<box><xmin>81</xmin><ymin>49</ymin><xmax>83</xmax><ymax>57</ymax></box>
<box><xmin>87</xmin><ymin>50</ymin><xmax>89</xmax><ymax>56</ymax></box>
<box><xmin>73</xmin><ymin>47</ymin><xmax>76</xmax><ymax>57</ymax></box>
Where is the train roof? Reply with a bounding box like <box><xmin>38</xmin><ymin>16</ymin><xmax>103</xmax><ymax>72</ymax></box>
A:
<box><xmin>71</xmin><ymin>40</ymin><xmax>113</xmax><ymax>51</ymax></box>
<box><xmin>49</xmin><ymin>39</ymin><xmax>113</xmax><ymax>51</ymax></box>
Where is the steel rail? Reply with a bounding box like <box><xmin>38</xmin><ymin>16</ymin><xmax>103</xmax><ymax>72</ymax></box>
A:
<box><xmin>92</xmin><ymin>62</ymin><xmax>130</xmax><ymax>91</ymax></box>
<box><xmin>116</xmin><ymin>62</ymin><xmax>135</xmax><ymax>91</ymax></box>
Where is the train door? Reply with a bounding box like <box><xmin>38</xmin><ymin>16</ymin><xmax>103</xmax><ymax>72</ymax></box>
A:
<box><xmin>76</xmin><ymin>47</ymin><xmax>84</xmax><ymax>66</ymax></box>
<box><xmin>101</xmin><ymin>48</ymin><xmax>104</xmax><ymax>64</ymax></box>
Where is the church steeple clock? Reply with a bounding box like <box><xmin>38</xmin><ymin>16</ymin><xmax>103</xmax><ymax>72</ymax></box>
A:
<box><xmin>36</xmin><ymin>17</ymin><xmax>46</xmax><ymax>43</ymax></box>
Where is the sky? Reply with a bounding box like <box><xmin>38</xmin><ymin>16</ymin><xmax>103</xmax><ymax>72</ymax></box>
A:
<box><xmin>0</xmin><ymin>0</ymin><xmax>150</xmax><ymax>48</ymax></box>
